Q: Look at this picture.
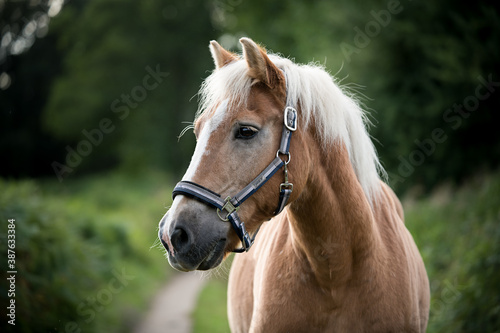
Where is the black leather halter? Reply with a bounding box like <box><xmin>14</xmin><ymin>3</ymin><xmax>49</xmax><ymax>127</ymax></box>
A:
<box><xmin>172</xmin><ymin>94</ymin><xmax>297</xmax><ymax>253</ymax></box>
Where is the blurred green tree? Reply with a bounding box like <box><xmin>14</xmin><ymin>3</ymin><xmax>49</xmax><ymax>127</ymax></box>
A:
<box><xmin>3</xmin><ymin>0</ymin><xmax>499</xmax><ymax>191</ymax></box>
<box><xmin>219</xmin><ymin>0</ymin><xmax>500</xmax><ymax>193</ymax></box>
<box><xmin>42</xmin><ymin>0</ymin><xmax>216</xmax><ymax>178</ymax></box>
<box><xmin>363</xmin><ymin>0</ymin><xmax>500</xmax><ymax>192</ymax></box>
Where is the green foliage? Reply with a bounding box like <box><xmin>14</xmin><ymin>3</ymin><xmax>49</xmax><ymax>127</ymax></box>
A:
<box><xmin>1</xmin><ymin>180</ymin><xmax>101</xmax><ymax>333</ymax></box>
<box><xmin>364</xmin><ymin>1</ymin><xmax>500</xmax><ymax>192</ymax></box>
<box><xmin>406</xmin><ymin>171</ymin><xmax>500</xmax><ymax>332</ymax></box>
<box><xmin>4</xmin><ymin>0</ymin><xmax>498</xmax><ymax>191</ymax></box>
<box><xmin>42</xmin><ymin>0</ymin><xmax>215</xmax><ymax>175</ymax></box>
<box><xmin>0</xmin><ymin>172</ymin><xmax>173</xmax><ymax>333</ymax></box>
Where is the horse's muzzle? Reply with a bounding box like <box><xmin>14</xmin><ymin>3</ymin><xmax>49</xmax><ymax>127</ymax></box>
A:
<box><xmin>158</xmin><ymin>209</ymin><xmax>227</xmax><ymax>271</ymax></box>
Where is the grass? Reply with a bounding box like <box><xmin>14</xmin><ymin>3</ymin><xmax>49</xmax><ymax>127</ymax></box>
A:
<box><xmin>192</xmin><ymin>171</ymin><xmax>500</xmax><ymax>332</ymax></box>
<box><xmin>192</xmin><ymin>256</ymin><xmax>233</xmax><ymax>333</ymax></box>
<box><xmin>404</xmin><ymin>173</ymin><xmax>500</xmax><ymax>332</ymax></box>
<box><xmin>1</xmin><ymin>170</ymin><xmax>175</xmax><ymax>333</ymax></box>
<box><xmin>192</xmin><ymin>278</ymin><xmax>231</xmax><ymax>333</ymax></box>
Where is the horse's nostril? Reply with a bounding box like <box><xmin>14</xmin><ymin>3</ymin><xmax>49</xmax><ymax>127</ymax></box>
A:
<box><xmin>170</xmin><ymin>226</ymin><xmax>192</xmax><ymax>253</ymax></box>
<box><xmin>158</xmin><ymin>229</ymin><xmax>170</xmax><ymax>252</ymax></box>
<box><xmin>160</xmin><ymin>237</ymin><xmax>169</xmax><ymax>250</ymax></box>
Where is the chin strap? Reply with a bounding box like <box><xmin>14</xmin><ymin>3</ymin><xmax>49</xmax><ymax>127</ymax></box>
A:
<box><xmin>172</xmin><ymin>94</ymin><xmax>297</xmax><ymax>253</ymax></box>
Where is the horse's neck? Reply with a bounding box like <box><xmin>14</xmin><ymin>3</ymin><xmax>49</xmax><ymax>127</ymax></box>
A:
<box><xmin>288</xmin><ymin>142</ymin><xmax>381</xmax><ymax>287</ymax></box>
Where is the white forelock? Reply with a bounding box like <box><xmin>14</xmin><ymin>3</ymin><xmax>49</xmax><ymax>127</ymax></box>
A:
<box><xmin>196</xmin><ymin>54</ymin><xmax>386</xmax><ymax>204</ymax></box>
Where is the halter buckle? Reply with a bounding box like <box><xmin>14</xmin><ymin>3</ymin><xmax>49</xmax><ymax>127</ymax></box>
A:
<box><xmin>217</xmin><ymin>196</ymin><xmax>239</xmax><ymax>221</ymax></box>
<box><xmin>280</xmin><ymin>183</ymin><xmax>293</xmax><ymax>192</ymax></box>
<box><xmin>280</xmin><ymin>163</ymin><xmax>293</xmax><ymax>192</ymax></box>
<box><xmin>284</xmin><ymin>107</ymin><xmax>297</xmax><ymax>132</ymax></box>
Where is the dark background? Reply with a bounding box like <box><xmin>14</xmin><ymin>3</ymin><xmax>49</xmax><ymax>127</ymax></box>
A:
<box><xmin>2</xmin><ymin>0</ymin><xmax>499</xmax><ymax>192</ymax></box>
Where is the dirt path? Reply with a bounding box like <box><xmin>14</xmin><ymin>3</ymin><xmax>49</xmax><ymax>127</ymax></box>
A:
<box><xmin>135</xmin><ymin>271</ymin><xmax>207</xmax><ymax>333</ymax></box>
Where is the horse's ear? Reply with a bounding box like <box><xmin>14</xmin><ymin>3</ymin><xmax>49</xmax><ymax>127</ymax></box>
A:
<box><xmin>240</xmin><ymin>37</ymin><xmax>282</xmax><ymax>88</ymax></box>
<box><xmin>210</xmin><ymin>40</ymin><xmax>239</xmax><ymax>69</ymax></box>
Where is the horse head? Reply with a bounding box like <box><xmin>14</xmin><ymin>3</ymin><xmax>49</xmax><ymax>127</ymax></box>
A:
<box><xmin>158</xmin><ymin>38</ymin><xmax>309</xmax><ymax>271</ymax></box>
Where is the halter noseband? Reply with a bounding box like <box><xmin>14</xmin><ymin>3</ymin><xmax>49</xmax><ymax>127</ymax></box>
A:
<box><xmin>172</xmin><ymin>87</ymin><xmax>297</xmax><ymax>253</ymax></box>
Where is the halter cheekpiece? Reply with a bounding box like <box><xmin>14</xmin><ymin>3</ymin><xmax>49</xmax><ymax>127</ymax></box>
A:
<box><xmin>172</xmin><ymin>75</ymin><xmax>297</xmax><ymax>253</ymax></box>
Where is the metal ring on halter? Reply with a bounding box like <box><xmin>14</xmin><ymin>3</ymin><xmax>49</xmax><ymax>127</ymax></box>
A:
<box><xmin>276</xmin><ymin>151</ymin><xmax>291</xmax><ymax>165</ymax></box>
<box><xmin>216</xmin><ymin>196</ymin><xmax>238</xmax><ymax>222</ymax></box>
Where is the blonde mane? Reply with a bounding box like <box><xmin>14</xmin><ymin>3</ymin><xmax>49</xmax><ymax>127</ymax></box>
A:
<box><xmin>197</xmin><ymin>54</ymin><xmax>386</xmax><ymax>203</ymax></box>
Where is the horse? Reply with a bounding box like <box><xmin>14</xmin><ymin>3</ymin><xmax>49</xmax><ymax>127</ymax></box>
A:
<box><xmin>158</xmin><ymin>37</ymin><xmax>430</xmax><ymax>332</ymax></box>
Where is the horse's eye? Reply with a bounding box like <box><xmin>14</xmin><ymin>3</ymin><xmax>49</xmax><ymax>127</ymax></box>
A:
<box><xmin>236</xmin><ymin>126</ymin><xmax>258</xmax><ymax>139</ymax></box>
